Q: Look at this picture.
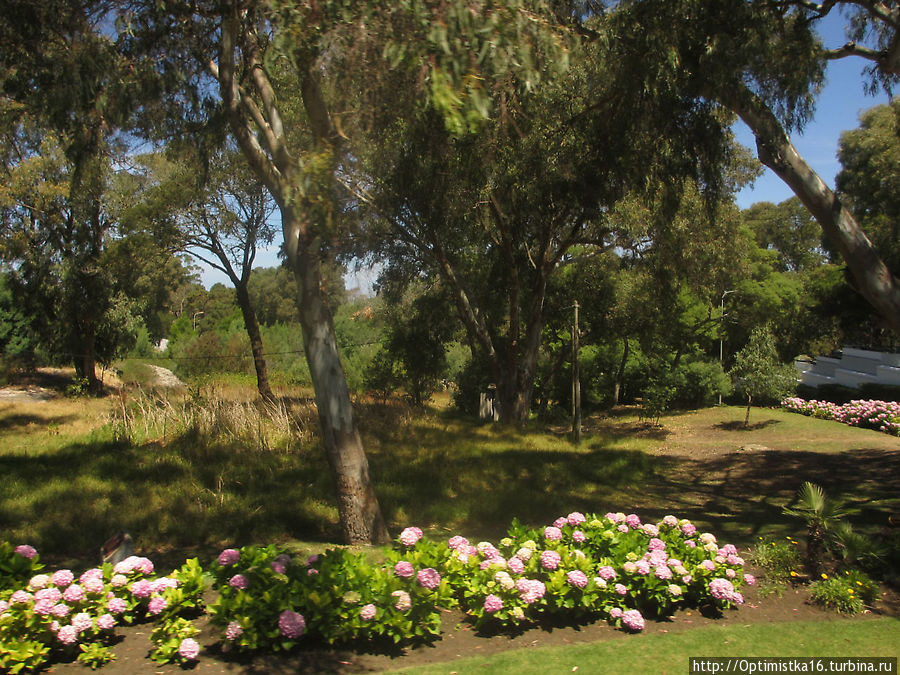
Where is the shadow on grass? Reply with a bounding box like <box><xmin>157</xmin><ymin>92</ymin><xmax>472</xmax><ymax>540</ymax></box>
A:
<box><xmin>0</xmin><ymin>412</ymin><xmax>78</xmax><ymax>432</ymax></box>
<box><xmin>0</xmin><ymin>430</ymin><xmax>342</xmax><ymax>562</ymax></box>
<box><xmin>3</xmin><ymin>402</ymin><xmax>899</xmax><ymax>566</ymax></box>
<box><xmin>713</xmin><ymin>419</ymin><xmax>782</xmax><ymax>432</ymax></box>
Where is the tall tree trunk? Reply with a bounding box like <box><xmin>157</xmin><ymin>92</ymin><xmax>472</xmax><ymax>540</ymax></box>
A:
<box><xmin>285</xmin><ymin>208</ymin><xmax>390</xmax><ymax>546</ymax></box>
<box><xmin>234</xmin><ymin>282</ymin><xmax>274</xmax><ymax>402</ymax></box>
<box><xmin>613</xmin><ymin>337</ymin><xmax>630</xmax><ymax>406</ymax></box>
<box><xmin>722</xmin><ymin>83</ymin><xmax>900</xmax><ymax>333</ymax></box>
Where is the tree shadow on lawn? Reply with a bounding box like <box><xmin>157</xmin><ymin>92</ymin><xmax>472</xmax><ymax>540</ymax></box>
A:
<box><xmin>0</xmin><ymin>434</ymin><xmax>343</xmax><ymax>563</ymax></box>
<box><xmin>713</xmin><ymin>419</ymin><xmax>781</xmax><ymax>432</ymax></box>
<box><xmin>370</xmin><ymin>416</ymin><xmax>900</xmax><ymax>549</ymax></box>
<box><xmin>0</xmin><ymin>412</ymin><xmax>78</xmax><ymax>432</ymax></box>
<box><xmin>639</xmin><ymin>447</ymin><xmax>900</xmax><ymax>546</ymax></box>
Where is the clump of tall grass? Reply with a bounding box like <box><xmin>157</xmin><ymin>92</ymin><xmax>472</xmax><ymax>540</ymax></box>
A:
<box><xmin>109</xmin><ymin>387</ymin><xmax>315</xmax><ymax>452</ymax></box>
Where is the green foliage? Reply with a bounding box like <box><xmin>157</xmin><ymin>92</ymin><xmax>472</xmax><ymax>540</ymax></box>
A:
<box><xmin>76</xmin><ymin>642</ymin><xmax>116</xmax><ymax>669</ymax></box>
<box><xmin>747</xmin><ymin>536</ymin><xmax>803</xmax><ymax>586</ymax></box>
<box><xmin>730</xmin><ymin>325</ymin><xmax>797</xmax><ymax>422</ymax></box>
<box><xmin>808</xmin><ymin>570</ymin><xmax>879</xmax><ymax>615</ymax></box>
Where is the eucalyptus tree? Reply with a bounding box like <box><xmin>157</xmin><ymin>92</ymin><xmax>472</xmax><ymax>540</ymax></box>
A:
<box><xmin>836</xmin><ymin>101</ymin><xmax>900</xmax><ymax>275</ymax></box>
<box><xmin>130</xmin><ymin>148</ymin><xmax>279</xmax><ymax>401</ymax></box>
<box><xmin>360</xmin><ymin>21</ymin><xmax>736</xmax><ymax>425</ymax></box>
<box><xmin>605</xmin><ymin>0</ymin><xmax>900</xmax><ymax>332</ymax></box>
<box><xmin>0</xmin><ymin>2</ymin><xmax>147</xmax><ymax>390</ymax></box>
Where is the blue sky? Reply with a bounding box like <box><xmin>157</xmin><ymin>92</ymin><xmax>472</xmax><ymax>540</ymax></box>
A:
<box><xmin>735</xmin><ymin>11</ymin><xmax>893</xmax><ymax>209</ymax></box>
<box><xmin>200</xmin><ymin>10</ymin><xmax>892</xmax><ymax>288</ymax></box>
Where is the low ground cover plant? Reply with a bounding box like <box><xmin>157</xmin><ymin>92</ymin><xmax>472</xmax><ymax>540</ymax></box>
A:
<box><xmin>1</xmin><ymin>511</ymin><xmax>757</xmax><ymax>672</ymax></box>
<box><xmin>782</xmin><ymin>397</ymin><xmax>900</xmax><ymax>435</ymax></box>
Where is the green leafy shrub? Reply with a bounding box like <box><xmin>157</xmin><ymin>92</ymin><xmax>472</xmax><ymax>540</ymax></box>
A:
<box><xmin>808</xmin><ymin>569</ymin><xmax>879</xmax><ymax>614</ymax></box>
<box><xmin>747</xmin><ymin>537</ymin><xmax>803</xmax><ymax>585</ymax></box>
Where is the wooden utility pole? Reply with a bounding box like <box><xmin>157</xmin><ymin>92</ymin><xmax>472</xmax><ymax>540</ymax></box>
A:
<box><xmin>572</xmin><ymin>301</ymin><xmax>581</xmax><ymax>444</ymax></box>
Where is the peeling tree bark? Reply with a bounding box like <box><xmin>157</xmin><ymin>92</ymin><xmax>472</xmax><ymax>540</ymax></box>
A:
<box><xmin>721</xmin><ymin>83</ymin><xmax>900</xmax><ymax>333</ymax></box>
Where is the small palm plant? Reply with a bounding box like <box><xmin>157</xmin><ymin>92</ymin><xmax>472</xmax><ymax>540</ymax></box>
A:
<box><xmin>782</xmin><ymin>482</ymin><xmax>857</xmax><ymax>577</ymax></box>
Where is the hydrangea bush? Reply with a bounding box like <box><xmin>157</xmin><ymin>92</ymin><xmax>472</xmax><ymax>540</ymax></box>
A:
<box><xmin>1</xmin><ymin>511</ymin><xmax>755</xmax><ymax>671</ymax></box>
<box><xmin>782</xmin><ymin>397</ymin><xmax>900</xmax><ymax>435</ymax></box>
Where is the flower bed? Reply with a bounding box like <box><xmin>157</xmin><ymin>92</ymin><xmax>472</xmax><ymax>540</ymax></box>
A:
<box><xmin>782</xmin><ymin>397</ymin><xmax>900</xmax><ymax>435</ymax></box>
<box><xmin>1</xmin><ymin>512</ymin><xmax>754</xmax><ymax>672</ymax></box>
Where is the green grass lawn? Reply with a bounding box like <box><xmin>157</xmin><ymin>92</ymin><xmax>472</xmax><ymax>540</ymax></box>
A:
<box><xmin>1</xmin><ymin>394</ymin><xmax>898</xmax><ymax>563</ymax></box>
<box><xmin>383</xmin><ymin>618</ymin><xmax>900</xmax><ymax>674</ymax></box>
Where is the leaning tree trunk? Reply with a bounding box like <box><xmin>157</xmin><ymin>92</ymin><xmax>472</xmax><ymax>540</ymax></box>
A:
<box><xmin>286</xmin><ymin>210</ymin><xmax>390</xmax><ymax>546</ymax></box>
<box><xmin>723</xmin><ymin>83</ymin><xmax>900</xmax><ymax>333</ymax></box>
<box><xmin>234</xmin><ymin>283</ymin><xmax>275</xmax><ymax>402</ymax></box>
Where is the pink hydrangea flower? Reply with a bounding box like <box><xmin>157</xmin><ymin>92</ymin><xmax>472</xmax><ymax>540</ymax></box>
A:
<box><xmin>10</xmin><ymin>590</ymin><xmax>32</xmax><ymax>605</ymax></box>
<box><xmin>635</xmin><ymin>560</ymin><xmax>651</xmax><ymax>575</ymax></box>
<box><xmin>392</xmin><ymin>590</ymin><xmax>412</xmax><ymax>611</ymax></box>
<box><xmin>597</xmin><ymin>566</ymin><xmax>617</xmax><ymax>581</ymax></box>
<box><xmin>682</xmin><ymin>575</ymin><xmax>693</xmax><ymax>584</ymax></box>
<box><xmin>71</xmin><ymin>612</ymin><xmax>93</xmax><ymax>632</ymax></box>
<box><xmin>229</xmin><ymin>574</ymin><xmax>249</xmax><ymax>589</ymax></box>
<box><xmin>654</xmin><ymin>565</ymin><xmax>673</xmax><ymax>580</ymax></box>
<box><xmin>567</xmin><ymin>570</ymin><xmax>589</xmax><ymax>589</ymax></box>
<box><xmin>226</xmin><ymin>621</ymin><xmax>243</xmax><ymax>641</ymax></box>
<box><xmin>83</xmin><ymin>576</ymin><xmax>105</xmax><ymax>595</ymax></box>
<box><xmin>614</xmin><ymin>583</ymin><xmax>628</xmax><ymax>595</ymax></box>
<box><xmin>417</xmin><ymin>567</ymin><xmax>441</xmax><ymax>590</ymax></box>
<box><xmin>51</xmin><ymin>569</ymin><xmax>74</xmax><ymax>588</ymax></box>
<box><xmin>34</xmin><ymin>598</ymin><xmax>56</xmax><ymax>615</ymax></box>
<box><xmin>63</xmin><ymin>585</ymin><xmax>85</xmax><ymax>603</ymax></box>
<box><xmin>80</xmin><ymin>568</ymin><xmax>102</xmax><ymax>583</ymax></box>
<box><xmin>0</xmin><ymin>600</ymin><xmax>8</xmax><ymax>615</ymax></box>
<box><xmin>107</xmin><ymin>597</ymin><xmax>126</xmax><ymax>614</ymax></box>
<box><xmin>97</xmin><ymin>614</ymin><xmax>116</xmax><ymax>630</ymax></box>
<box><xmin>726</xmin><ymin>568</ymin><xmax>737</xmax><ymax>579</ymax></box>
<box><xmin>178</xmin><ymin>638</ymin><xmax>200</xmax><ymax>660</ymax></box>
<box><xmin>681</xmin><ymin>522</ymin><xmax>697</xmax><ymax>536</ymax></box>
<box><xmin>477</xmin><ymin>541</ymin><xmax>499</xmax><ymax>558</ymax></box>
<box><xmin>28</xmin><ymin>574</ymin><xmax>50</xmax><ymax>590</ymax></box>
<box><xmin>394</xmin><ymin>561</ymin><xmax>415</xmax><ymax>578</ymax></box>
<box><xmin>109</xmin><ymin>574</ymin><xmax>127</xmax><ymax>588</ymax></box>
<box><xmin>572</xmin><ymin>530</ymin><xmax>586</xmax><ymax>543</ymax></box>
<box><xmin>709</xmin><ymin>578</ymin><xmax>735</xmax><ymax>601</ymax></box>
<box><xmin>360</xmin><ymin>603</ymin><xmax>377</xmax><ymax>621</ymax></box>
<box><xmin>448</xmin><ymin>535</ymin><xmax>469</xmax><ymax>550</ymax></box>
<box><xmin>217</xmin><ymin>549</ymin><xmax>241</xmax><ymax>566</ymax></box>
<box><xmin>57</xmin><ymin>624</ymin><xmax>78</xmax><ymax>644</ymax></box>
<box><xmin>553</xmin><ymin>517</ymin><xmax>568</xmax><ymax>528</ymax></box>
<box><xmin>567</xmin><ymin>512</ymin><xmax>586</xmax><ymax>526</ymax></box>
<box><xmin>540</xmin><ymin>550</ymin><xmax>561</xmax><ymax>571</ymax></box>
<box><xmin>148</xmin><ymin>596</ymin><xmax>168</xmax><ymax>615</ymax></box>
<box><xmin>617</xmin><ymin>524</ymin><xmax>629</xmax><ymax>533</ymax></box>
<box><xmin>668</xmin><ymin>584</ymin><xmax>683</xmax><ymax>596</ymax></box>
<box><xmin>685</xmin><ymin>540</ymin><xmax>697</xmax><ymax>548</ymax></box>
<box><xmin>622</xmin><ymin>609</ymin><xmax>645</xmax><ymax>631</ymax></box>
<box><xmin>641</xmin><ymin>523</ymin><xmax>660</xmax><ymax>537</ymax></box>
<box><xmin>624</xmin><ymin>514</ymin><xmax>641</xmax><ymax>528</ymax></box>
<box><xmin>483</xmin><ymin>594</ymin><xmax>503</xmax><ymax>613</ymax></box>
<box><xmin>543</xmin><ymin>526</ymin><xmax>563</xmax><ymax>541</ymax></box>
<box><xmin>36</xmin><ymin>587</ymin><xmax>62</xmax><ymax>604</ymax></box>
<box><xmin>515</xmin><ymin>546</ymin><xmax>533</xmax><ymax>562</ymax></box>
<box><xmin>305</xmin><ymin>554</ymin><xmax>319</xmax><ymax>567</ymax></box>
<box><xmin>609</xmin><ymin>607</ymin><xmax>624</xmax><ymax>619</ymax></box>
<box><xmin>399</xmin><ymin>527</ymin><xmax>423</xmax><ymax>547</ymax></box>
<box><xmin>14</xmin><ymin>544</ymin><xmax>37</xmax><ymax>559</ymax></box>
<box><xmin>744</xmin><ymin>574</ymin><xmax>756</xmax><ymax>586</ymax></box>
<box><xmin>605</xmin><ymin>512</ymin><xmax>624</xmax><ymax>524</ymax></box>
<box><xmin>278</xmin><ymin>610</ymin><xmax>306</xmax><ymax>639</ymax></box>
<box><xmin>661</xmin><ymin>515</ymin><xmax>678</xmax><ymax>528</ymax></box>
<box><xmin>700</xmin><ymin>560</ymin><xmax>716</xmax><ymax>572</ymax></box>
<box><xmin>648</xmin><ymin>537</ymin><xmax>666</xmax><ymax>551</ymax></box>
<box><xmin>507</xmin><ymin>556</ymin><xmax>525</xmax><ymax>574</ymax></box>
<box><xmin>52</xmin><ymin>603</ymin><xmax>71</xmax><ymax>618</ymax></box>
<box><xmin>515</xmin><ymin>578</ymin><xmax>546</xmax><ymax>604</ymax></box>
<box><xmin>733</xmin><ymin>592</ymin><xmax>745</xmax><ymax>605</ymax></box>
<box><xmin>130</xmin><ymin>579</ymin><xmax>152</xmax><ymax>598</ymax></box>
<box><xmin>272</xmin><ymin>561</ymin><xmax>287</xmax><ymax>574</ymax></box>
